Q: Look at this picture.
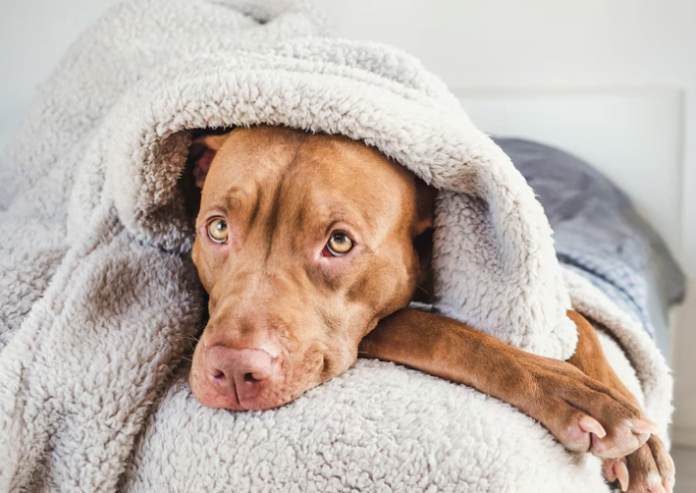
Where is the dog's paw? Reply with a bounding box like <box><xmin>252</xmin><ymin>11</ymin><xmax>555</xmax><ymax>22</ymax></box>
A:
<box><xmin>528</xmin><ymin>359</ymin><xmax>653</xmax><ymax>458</ymax></box>
<box><xmin>603</xmin><ymin>435</ymin><xmax>675</xmax><ymax>493</ymax></box>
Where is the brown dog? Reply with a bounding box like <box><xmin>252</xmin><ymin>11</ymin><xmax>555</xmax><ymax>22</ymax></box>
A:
<box><xmin>187</xmin><ymin>125</ymin><xmax>674</xmax><ymax>493</ymax></box>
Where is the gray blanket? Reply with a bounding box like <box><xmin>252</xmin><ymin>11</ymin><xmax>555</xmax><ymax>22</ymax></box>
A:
<box><xmin>496</xmin><ymin>138</ymin><xmax>686</xmax><ymax>356</ymax></box>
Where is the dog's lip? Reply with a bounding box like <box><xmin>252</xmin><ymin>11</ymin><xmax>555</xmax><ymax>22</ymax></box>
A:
<box><xmin>191</xmin><ymin>333</ymin><xmax>333</xmax><ymax>410</ymax></box>
<box><xmin>196</xmin><ymin>363</ymin><xmax>309</xmax><ymax>411</ymax></box>
<box><xmin>193</xmin><ymin>372</ymin><xmax>316</xmax><ymax>411</ymax></box>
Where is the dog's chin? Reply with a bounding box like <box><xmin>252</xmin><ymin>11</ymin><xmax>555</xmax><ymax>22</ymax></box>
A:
<box><xmin>188</xmin><ymin>341</ymin><xmax>358</xmax><ymax>411</ymax></box>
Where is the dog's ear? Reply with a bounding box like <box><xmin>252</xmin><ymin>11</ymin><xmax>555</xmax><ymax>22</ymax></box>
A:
<box><xmin>412</xmin><ymin>178</ymin><xmax>437</xmax><ymax>304</ymax></box>
<box><xmin>413</xmin><ymin>178</ymin><xmax>437</xmax><ymax>237</ymax></box>
<box><xmin>190</xmin><ymin>132</ymin><xmax>234</xmax><ymax>189</ymax></box>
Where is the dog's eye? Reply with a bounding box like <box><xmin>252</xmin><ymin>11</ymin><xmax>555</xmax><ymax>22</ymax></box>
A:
<box><xmin>207</xmin><ymin>218</ymin><xmax>228</xmax><ymax>243</ymax></box>
<box><xmin>325</xmin><ymin>232</ymin><xmax>353</xmax><ymax>257</ymax></box>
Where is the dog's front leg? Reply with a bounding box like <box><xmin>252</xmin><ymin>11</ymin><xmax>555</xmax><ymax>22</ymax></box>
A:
<box><xmin>359</xmin><ymin>309</ymin><xmax>654</xmax><ymax>462</ymax></box>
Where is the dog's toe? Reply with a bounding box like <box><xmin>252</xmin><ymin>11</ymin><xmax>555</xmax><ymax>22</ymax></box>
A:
<box><xmin>590</xmin><ymin>418</ymin><xmax>653</xmax><ymax>458</ymax></box>
<box><xmin>603</xmin><ymin>436</ymin><xmax>675</xmax><ymax>493</ymax></box>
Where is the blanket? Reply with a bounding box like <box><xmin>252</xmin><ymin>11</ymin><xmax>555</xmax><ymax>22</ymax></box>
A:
<box><xmin>0</xmin><ymin>1</ymin><xmax>675</xmax><ymax>491</ymax></box>
<box><xmin>496</xmin><ymin>137</ymin><xmax>685</xmax><ymax>354</ymax></box>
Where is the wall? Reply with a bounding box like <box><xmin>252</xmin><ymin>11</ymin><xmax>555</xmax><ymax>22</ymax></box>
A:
<box><xmin>0</xmin><ymin>0</ymin><xmax>119</xmax><ymax>146</ymax></box>
<box><xmin>1</xmin><ymin>0</ymin><xmax>695</xmax><ymax>444</ymax></box>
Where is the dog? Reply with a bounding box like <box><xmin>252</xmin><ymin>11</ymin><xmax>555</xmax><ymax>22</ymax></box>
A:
<box><xmin>187</xmin><ymin>125</ymin><xmax>674</xmax><ymax>493</ymax></box>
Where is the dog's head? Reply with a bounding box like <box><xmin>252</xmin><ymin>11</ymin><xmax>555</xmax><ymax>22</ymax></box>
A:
<box><xmin>188</xmin><ymin>126</ymin><xmax>435</xmax><ymax>410</ymax></box>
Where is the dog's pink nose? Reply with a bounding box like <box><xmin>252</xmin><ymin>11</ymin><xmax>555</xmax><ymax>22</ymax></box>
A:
<box><xmin>204</xmin><ymin>346</ymin><xmax>277</xmax><ymax>405</ymax></box>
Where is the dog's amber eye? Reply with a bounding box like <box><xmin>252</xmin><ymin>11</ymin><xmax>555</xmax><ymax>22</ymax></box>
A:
<box><xmin>207</xmin><ymin>218</ymin><xmax>228</xmax><ymax>243</ymax></box>
<box><xmin>325</xmin><ymin>232</ymin><xmax>353</xmax><ymax>256</ymax></box>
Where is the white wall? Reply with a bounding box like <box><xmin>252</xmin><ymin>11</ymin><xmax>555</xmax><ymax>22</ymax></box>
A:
<box><xmin>0</xmin><ymin>0</ymin><xmax>120</xmax><ymax>146</ymax></box>
<box><xmin>1</xmin><ymin>0</ymin><xmax>695</xmax><ymax>443</ymax></box>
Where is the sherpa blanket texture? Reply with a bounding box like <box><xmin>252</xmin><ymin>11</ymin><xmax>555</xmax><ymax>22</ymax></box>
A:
<box><xmin>496</xmin><ymin>137</ymin><xmax>685</xmax><ymax>347</ymax></box>
<box><xmin>0</xmin><ymin>1</ymin><xmax>673</xmax><ymax>491</ymax></box>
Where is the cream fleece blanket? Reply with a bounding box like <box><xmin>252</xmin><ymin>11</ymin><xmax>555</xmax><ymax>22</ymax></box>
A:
<box><xmin>0</xmin><ymin>0</ymin><xmax>672</xmax><ymax>491</ymax></box>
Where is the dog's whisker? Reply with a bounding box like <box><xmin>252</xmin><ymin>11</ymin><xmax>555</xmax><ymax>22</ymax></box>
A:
<box><xmin>415</xmin><ymin>284</ymin><xmax>432</xmax><ymax>298</ymax></box>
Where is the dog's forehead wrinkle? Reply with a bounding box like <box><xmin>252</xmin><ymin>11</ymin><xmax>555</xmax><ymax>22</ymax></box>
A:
<box><xmin>262</xmin><ymin>176</ymin><xmax>286</xmax><ymax>261</ymax></box>
<box><xmin>246</xmin><ymin>184</ymin><xmax>263</xmax><ymax>228</ymax></box>
<box><xmin>198</xmin><ymin>184</ymin><xmax>245</xmax><ymax>222</ymax></box>
<box><xmin>305</xmin><ymin>172</ymin><xmax>415</xmax><ymax>236</ymax></box>
<box><xmin>295</xmin><ymin>185</ymin><xmax>387</xmax><ymax>245</ymax></box>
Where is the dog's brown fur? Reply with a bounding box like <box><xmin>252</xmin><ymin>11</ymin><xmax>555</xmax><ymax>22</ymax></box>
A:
<box><xmin>188</xmin><ymin>125</ymin><xmax>674</xmax><ymax>493</ymax></box>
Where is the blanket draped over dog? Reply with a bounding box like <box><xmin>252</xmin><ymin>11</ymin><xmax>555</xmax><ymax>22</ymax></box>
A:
<box><xmin>0</xmin><ymin>0</ymin><xmax>675</xmax><ymax>491</ymax></box>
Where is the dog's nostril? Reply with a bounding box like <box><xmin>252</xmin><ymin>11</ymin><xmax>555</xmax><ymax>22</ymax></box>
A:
<box><xmin>244</xmin><ymin>372</ymin><xmax>259</xmax><ymax>383</ymax></box>
<box><xmin>211</xmin><ymin>369</ymin><xmax>224</xmax><ymax>381</ymax></box>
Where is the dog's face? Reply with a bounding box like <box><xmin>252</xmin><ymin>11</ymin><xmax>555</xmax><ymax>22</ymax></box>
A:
<box><xmin>189</xmin><ymin>126</ymin><xmax>434</xmax><ymax>410</ymax></box>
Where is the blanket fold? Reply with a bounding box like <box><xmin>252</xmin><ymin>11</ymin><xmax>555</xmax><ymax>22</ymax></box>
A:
<box><xmin>0</xmin><ymin>1</ymin><xmax>673</xmax><ymax>491</ymax></box>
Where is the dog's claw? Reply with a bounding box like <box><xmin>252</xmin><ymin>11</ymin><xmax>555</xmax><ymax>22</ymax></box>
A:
<box><xmin>664</xmin><ymin>476</ymin><xmax>675</xmax><ymax>493</ymax></box>
<box><xmin>650</xmin><ymin>482</ymin><xmax>667</xmax><ymax>493</ymax></box>
<box><xmin>580</xmin><ymin>415</ymin><xmax>607</xmax><ymax>438</ymax></box>
<box><xmin>603</xmin><ymin>458</ymin><xmax>630</xmax><ymax>492</ymax></box>
<box><xmin>664</xmin><ymin>461</ymin><xmax>676</xmax><ymax>493</ymax></box>
<box><xmin>619</xmin><ymin>436</ymin><xmax>674</xmax><ymax>493</ymax></box>
<box><xmin>616</xmin><ymin>460</ymin><xmax>629</xmax><ymax>492</ymax></box>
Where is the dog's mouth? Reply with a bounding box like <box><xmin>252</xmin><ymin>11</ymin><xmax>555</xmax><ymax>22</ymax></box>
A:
<box><xmin>193</xmin><ymin>372</ymin><xmax>290</xmax><ymax>411</ymax></box>
<box><xmin>190</xmin><ymin>365</ymin><xmax>322</xmax><ymax>411</ymax></box>
<box><xmin>188</xmin><ymin>339</ymin><xmax>332</xmax><ymax>411</ymax></box>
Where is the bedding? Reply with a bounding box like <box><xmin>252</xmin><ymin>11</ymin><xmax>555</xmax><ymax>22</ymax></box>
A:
<box><xmin>495</xmin><ymin>137</ymin><xmax>685</xmax><ymax>357</ymax></box>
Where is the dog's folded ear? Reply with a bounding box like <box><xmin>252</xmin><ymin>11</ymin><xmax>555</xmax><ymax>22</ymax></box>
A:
<box><xmin>189</xmin><ymin>131</ymin><xmax>234</xmax><ymax>189</ymax></box>
<box><xmin>413</xmin><ymin>178</ymin><xmax>437</xmax><ymax>237</ymax></box>
<box><xmin>412</xmin><ymin>178</ymin><xmax>437</xmax><ymax>304</ymax></box>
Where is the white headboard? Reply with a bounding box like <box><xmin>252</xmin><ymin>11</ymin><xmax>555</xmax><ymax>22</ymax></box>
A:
<box><xmin>453</xmin><ymin>87</ymin><xmax>684</xmax><ymax>260</ymax></box>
